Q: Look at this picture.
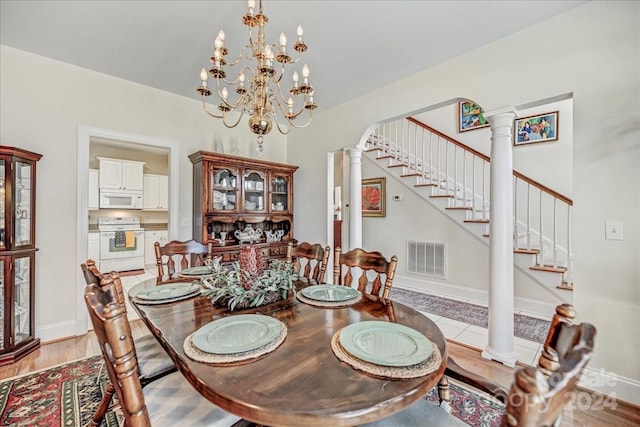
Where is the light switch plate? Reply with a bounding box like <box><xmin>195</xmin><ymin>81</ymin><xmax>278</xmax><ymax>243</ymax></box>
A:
<box><xmin>605</xmin><ymin>220</ymin><xmax>623</xmax><ymax>240</ymax></box>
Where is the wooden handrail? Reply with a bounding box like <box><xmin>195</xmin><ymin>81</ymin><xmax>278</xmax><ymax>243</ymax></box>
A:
<box><xmin>406</xmin><ymin>117</ymin><xmax>572</xmax><ymax>206</ymax></box>
<box><xmin>407</xmin><ymin>117</ymin><xmax>490</xmax><ymax>162</ymax></box>
<box><xmin>513</xmin><ymin>171</ymin><xmax>573</xmax><ymax>206</ymax></box>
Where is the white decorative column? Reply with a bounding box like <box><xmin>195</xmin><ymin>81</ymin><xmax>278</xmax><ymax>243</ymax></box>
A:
<box><xmin>481</xmin><ymin>108</ymin><xmax>519</xmax><ymax>367</ymax></box>
<box><xmin>348</xmin><ymin>147</ymin><xmax>363</xmax><ymax>249</ymax></box>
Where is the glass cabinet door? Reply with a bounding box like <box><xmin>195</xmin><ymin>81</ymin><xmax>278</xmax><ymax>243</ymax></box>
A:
<box><xmin>243</xmin><ymin>171</ymin><xmax>265</xmax><ymax>212</ymax></box>
<box><xmin>14</xmin><ymin>255</ymin><xmax>31</xmax><ymax>346</ymax></box>
<box><xmin>0</xmin><ymin>258</ymin><xmax>4</xmax><ymax>351</ymax></box>
<box><xmin>14</xmin><ymin>161</ymin><xmax>32</xmax><ymax>248</ymax></box>
<box><xmin>210</xmin><ymin>166</ymin><xmax>238</xmax><ymax>212</ymax></box>
<box><xmin>270</xmin><ymin>175</ymin><xmax>290</xmax><ymax>212</ymax></box>
<box><xmin>0</xmin><ymin>159</ymin><xmax>5</xmax><ymax>250</ymax></box>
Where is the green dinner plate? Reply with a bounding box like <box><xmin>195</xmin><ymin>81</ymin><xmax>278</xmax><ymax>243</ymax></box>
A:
<box><xmin>135</xmin><ymin>283</ymin><xmax>201</xmax><ymax>301</ymax></box>
<box><xmin>339</xmin><ymin>321</ymin><xmax>433</xmax><ymax>367</ymax></box>
<box><xmin>180</xmin><ymin>266</ymin><xmax>213</xmax><ymax>276</ymax></box>
<box><xmin>301</xmin><ymin>285</ymin><xmax>360</xmax><ymax>302</ymax></box>
<box><xmin>192</xmin><ymin>314</ymin><xmax>283</xmax><ymax>355</ymax></box>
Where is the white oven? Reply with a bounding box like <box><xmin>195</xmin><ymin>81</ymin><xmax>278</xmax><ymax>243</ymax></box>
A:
<box><xmin>100</xmin><ymin>189</ymin><xmax>143</xmax><ymax>209</ymax></box>
<box><xmin>98</xmin><ymin>217</ymin><xmax>145</xmax><ymax>272</ymax></box>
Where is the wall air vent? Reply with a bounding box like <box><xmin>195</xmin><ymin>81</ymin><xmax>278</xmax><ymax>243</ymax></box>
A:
<box><xmin>407</xmin><ymin>240</ymin><xmax>446</xmax><ymax>278</ymax></box>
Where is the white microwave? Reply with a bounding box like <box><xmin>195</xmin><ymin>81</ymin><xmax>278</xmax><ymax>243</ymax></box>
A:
<box><xmin>100</xmin><ymin>189</ymin><xmax>143</xmax><ymax>209</ymax></box>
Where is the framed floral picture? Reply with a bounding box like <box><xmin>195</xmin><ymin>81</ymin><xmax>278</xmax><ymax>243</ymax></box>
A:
<box><xmin>514</xmin><ymin>111</ymin><xmax>559</xmax><ymax>145</ymax></box>
<box><xmin>362</xmin><ymin>177</ymin><xmax>386</xmax><ymax>217</ymax></box>
<box><xmin>458</xmin><ymin>102</ymin><xmax>489</xmax><ymax>132</ymax></box>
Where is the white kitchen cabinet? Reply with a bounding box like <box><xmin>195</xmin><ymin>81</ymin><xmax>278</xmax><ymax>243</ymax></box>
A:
<box><xmin>97</xmin><ymin>157</ymin><xmax>145</xmax><ymax>191</ymax></box>
<box><xmin>143</xmin><ymin>174</ymin><xmax>168</xmax><ymax>210</ymax></box>
<box><xmin>88</xmin><ymin>169</ymin><xmax>99</xmax><ymax>210</ymax></box>
<box><xmin>88</xmin><ymin>232</ymin><xmax>100</xmax><ymax>268</ymax></box>
<box><xmin>144</xmin><ymin>229</ymin><xmax>168</xmax><ymax>266</ymax></box>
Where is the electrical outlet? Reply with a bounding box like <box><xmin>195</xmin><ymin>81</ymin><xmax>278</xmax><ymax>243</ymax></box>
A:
<box><xmin>393</xmin><ymin>195</ymin><xmax>403</xmax><ymax>201</ymax></box>
<box><xmin>605</xmin><ymin>220</ymin><xmax>623</xmax><ymax>240</ymax></box>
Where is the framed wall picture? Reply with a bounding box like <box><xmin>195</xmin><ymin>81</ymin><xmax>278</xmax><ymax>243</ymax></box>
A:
<box><xmin>458</xmin><ymin>102</ymin><xmax>489</xmax><ymax>132</ymax></box>
<box><xmin>362</xmin><ymin>177</ymin><xmax>386</xmax><ymax>217</ymax></box>
<box><xmin>514</xmin><ymin>111</ymin><xmax>559</xmax><ymax>146</ymax></box>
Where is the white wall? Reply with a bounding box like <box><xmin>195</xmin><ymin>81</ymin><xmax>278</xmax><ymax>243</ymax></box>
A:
<box><xmin>288</xmin><ymin>0</ymin><xmax>640</xmax><ymax>400</ymax></box>
<box><xmin>0</xmin><ymin>45</ymin><xmax>287</xmax><ymax>340</ymax></box>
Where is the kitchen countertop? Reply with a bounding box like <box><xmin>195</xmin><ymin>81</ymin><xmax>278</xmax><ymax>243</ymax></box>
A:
<box><xmin>141</xmin><ymin>223</ymin><xmax>168</xmax><ymax>231</ymax></box>
<box><xmin>88</xmin><ymin>223</ymin><xmax>167</xmax><ymax>232</ymax></box>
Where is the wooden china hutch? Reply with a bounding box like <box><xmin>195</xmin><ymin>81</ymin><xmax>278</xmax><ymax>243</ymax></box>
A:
<box><xmin>189</xmin><ymin>151</ymin><xmax>298</xmax><ymax>266</ymax></box>
<box><xmin>0</xmin><ymin>146</ymin><xmax>42</xmax><ymax>365</ymax></box>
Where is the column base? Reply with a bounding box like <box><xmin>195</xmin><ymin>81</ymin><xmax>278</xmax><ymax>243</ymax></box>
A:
<box><xmin>481</xmin><ymin>345</ymin><xmax>519</xmax><ymax>368</ymax></box>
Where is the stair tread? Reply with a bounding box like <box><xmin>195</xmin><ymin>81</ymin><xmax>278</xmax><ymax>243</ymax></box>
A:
<box><xmin>415</xmin><ymin>183</ymin><xmax>437</xmax><ymax>187</ymax></box>
<box><xmin>429</xmin><ymin>195</ymin><xmax>454</xmax><ymax>198</ymax></box>
<box><xmin>388</xmin><ymin>164</ymin><xmax>406</xmax><ymax>168</ymax></box>
<box><xmin>446</xmin><ymin>206</ymin><xmax>472</xmax><ymax>210</ymax></box>
<box><xmin>464</xmin><ymin>219</ymin><xmax>490</xmax><ymax>223</ymax></box>
<box><xmin>530</xmin><ymin>265</ymin><xmax>567</xmax><ymax>273</ymax></box>
<box><xmin>401</xmin><ymin>173</ymin><xmax>421</xmax><ymax>177</ymax></box>
<box><xmin>514</xmin><ymin>248</ymin><xmax>540</xmax><ymax>254</ymax></box>
<box><xmin>557</xmin><ymin>283</ymin><xmax>574</xmax><ymax>291</ymax></box>
<box><xmin>376</xmin><ymin>155</ymin><xmax>394</xmax><ymax>159</ymax></box>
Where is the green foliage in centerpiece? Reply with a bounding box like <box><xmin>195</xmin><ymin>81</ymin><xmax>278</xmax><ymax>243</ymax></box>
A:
<box><xmin>201</xmin><ymin>257</ymin><xmax>299</xmax><ymax>310</ymax></box>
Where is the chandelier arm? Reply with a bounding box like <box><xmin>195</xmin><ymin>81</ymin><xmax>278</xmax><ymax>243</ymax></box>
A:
<box><xmin>284</xmin><ymin>111</ymin><xmax>314</xmax><ymax>129</ymax></box>
<box><xmin>220</xmin><ymin>65</ymin><xmax>255</xmax><ymax>87</ymax></box>
<box><xmin>214</xmin><ymin>78</ymin><xmax>250</xmax><ymax>111</ymax></box>
<box><xmin>201</xmin><ymin>97</ymin><xmax>224</xmax><ymax>119</ymax></box>
<box><xmin>267</xmin><ymin>91</ymin><xmax>289</xmax><ymax>116</ymax></box>
<box><xmin>269</xmin><ymin>74</ymin><xmax>305</xmax><ymax>106</ymax></box>
<box><xmin>271</xmin><ymin>111</ymin><xmax>291</xmax><ymax>135</ymax></box>
<box><xmin>221</xmin><ymin>109</ymin><xmax>246</xmax><ymax>129</ymax></box>
<box><xmin>224</xmin><ymin>45</ymin><xmax>253</xmax><ymax>68</ymax></box>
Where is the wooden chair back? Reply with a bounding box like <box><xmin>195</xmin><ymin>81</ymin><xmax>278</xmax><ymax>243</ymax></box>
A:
<box><xmin>81</xmin><ymin>259</ymin><xmax>103</xmax><ymax>286</ymax></box>
<box><xmin>81</xmin><ymin>259</ymin><xmax>125</xmax><ymax>305</ymax></box>
<box><xmin>502</xmin><ymin>305</ymin><xmax>595</xmax><ymax>426</ymax></box>
<box><xmin>286</xmin><ymin>241</ymin><xmax>330</xmax><ymax>284</ymax></box>
<box><xmin>84</xmin><ymin>276</ymin><xmax>151</xmax><ymax>427</ymax></box>
<box><xmin>333</xmin><ymin>247</ymin><xmax>398</xmax><ymax>299</ymax></box>
<box><xmin>154</xmin><ymin>239</ymin><xmax>211</xmax><ymax>283</ymax></box>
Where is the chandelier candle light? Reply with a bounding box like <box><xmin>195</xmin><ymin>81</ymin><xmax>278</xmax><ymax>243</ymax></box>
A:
<box><xmin>197</xmin><ymin>0</ymin><xmax>317</xmax><ymax>151</ymax></box>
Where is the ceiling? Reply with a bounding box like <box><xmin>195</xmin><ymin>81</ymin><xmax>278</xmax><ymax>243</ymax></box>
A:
<box><xmin>1</xmin><ymin>1</ymin><xmax>585</xmax><ymax>110</ymax></box>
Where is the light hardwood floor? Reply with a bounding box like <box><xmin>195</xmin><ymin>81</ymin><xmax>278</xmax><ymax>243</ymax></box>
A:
<box><xmin>1</xmin><ymin>323</ymin><xmax>638</xmax><ymax>426</ymax></box>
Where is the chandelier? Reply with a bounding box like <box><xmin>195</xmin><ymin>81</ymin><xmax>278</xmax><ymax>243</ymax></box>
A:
<box><xmin>197</xmin><ymin>0</ymin><xmax>317</xmax><ymax>151</ymax></box>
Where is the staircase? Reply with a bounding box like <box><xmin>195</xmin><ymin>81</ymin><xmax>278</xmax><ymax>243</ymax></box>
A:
<box><xmin>365</xmin><ymin>117</ymin><xmax>573</xmax><ymax>297</ymax></box>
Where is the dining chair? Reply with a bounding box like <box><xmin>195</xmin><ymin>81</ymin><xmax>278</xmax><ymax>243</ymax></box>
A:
<box><xmin>286</xmin><ymin>241</ymin><xmax>330</xmax><ymax>285</ymax></box>
<box><xmin>81</xmin><ymin>261</ymin><xmax>177</xmax><ymax>427</ymax></box>
<box><xmin>333</xmin><ymin>247</ymin><xmax>398</xmax><ymax>300</ymax></box>
<box><xmin>84</xmin><ymin>275</ymin><xmax>249</xmax><ymax>427</ymax></box>
<box><xmin>362</xmin><ymin>303</ymin><xmax>596</xmax><ymax>427</ymax></box>
<box><xmin>154</xmin><ymin>239</ymin><xmax>212</xmax><ymax>283</ymax></box>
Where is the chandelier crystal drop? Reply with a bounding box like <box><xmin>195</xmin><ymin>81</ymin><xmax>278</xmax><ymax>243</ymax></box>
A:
<box><xmin>197</xmin><ymin>0</ymin><xmax>317</xmax><ymax>151</ymax></box>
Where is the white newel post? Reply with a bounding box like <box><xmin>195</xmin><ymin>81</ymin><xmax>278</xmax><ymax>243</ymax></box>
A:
<box><xmin>482</xmin><ymin>108</ymin><xmax>519</xmax><ymax>367</ymax></box>
<box><xmin>348</xmin><ymin>148</ymin><xmax>363</xmax><ymax>249</ymax></box>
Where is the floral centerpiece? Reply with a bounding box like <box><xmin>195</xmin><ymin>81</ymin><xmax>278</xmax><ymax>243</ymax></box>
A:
<box><xmin>200</xmin><ymin>247</ymin><xmax>299</xmax><ymax>311</ymax></box>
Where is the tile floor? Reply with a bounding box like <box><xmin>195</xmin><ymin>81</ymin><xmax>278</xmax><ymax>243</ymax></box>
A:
<box><xmin>124</xmin><ymin>267</ymin><xmax>545</xmax><ymax>367</ymax></box>
<box><xmin>418</xmin><ymin>310</ymin><xmax>543</xmax><ymax>367</ymax></box>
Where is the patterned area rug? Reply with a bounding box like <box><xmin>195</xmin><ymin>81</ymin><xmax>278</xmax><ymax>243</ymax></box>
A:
<box><xmin>390</xmin><ymin>287</ymin><xmax>551</xmax><ymax>343</ymax></box>
<box><xmin>0</xmin><ymin>356</ymin><xmax>120</xmax><ymax>427</ymax></box>
<box><xmin>0</xmin><ymin>356</ymin><xmax>504</xmax><ymax>426</ymax></box>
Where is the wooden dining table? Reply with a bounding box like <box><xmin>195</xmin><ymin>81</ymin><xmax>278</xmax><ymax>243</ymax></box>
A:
<box><xmin>129</xmin><ymin>278</ymin><xmax>448</xmax><ymax>427</ymax></box>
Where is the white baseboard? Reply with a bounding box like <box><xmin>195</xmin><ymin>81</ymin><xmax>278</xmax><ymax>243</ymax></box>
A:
<box><xmin>36</xmin><ymin>319</ymin><xmax>78</xmax><ymax>343</ymax></box>
<box><xmin>394</xmin><ymin>274</ymin><xmax>556</xmax><ymax>318</ymax></box>
<box><xmin>578</xmin><ymin>366</ymin><xmax>640</xmax><ymax>407</ymax></box>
